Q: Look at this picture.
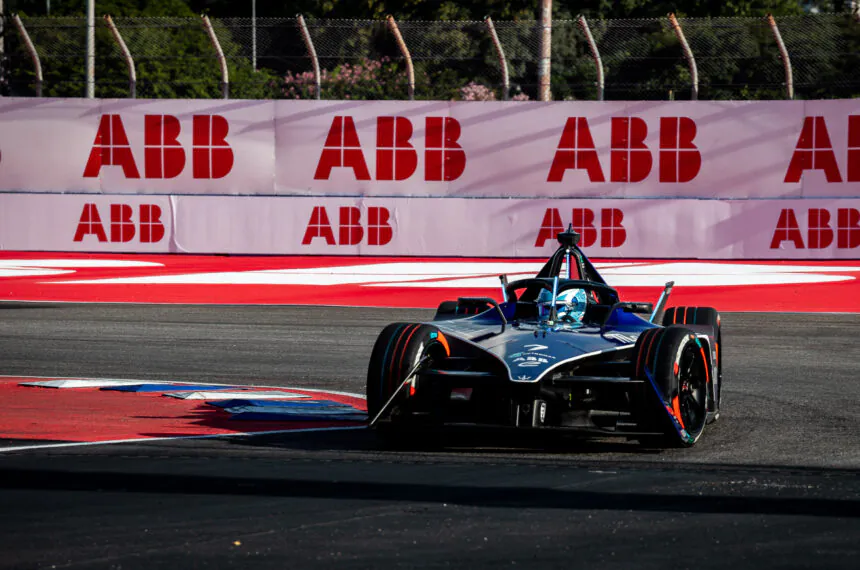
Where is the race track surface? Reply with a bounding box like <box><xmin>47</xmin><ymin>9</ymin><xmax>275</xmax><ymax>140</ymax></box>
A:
<box><xmin>1</xmin><ymin>303</ymin><xmax>859</xmax><ymax>569</ymax></box>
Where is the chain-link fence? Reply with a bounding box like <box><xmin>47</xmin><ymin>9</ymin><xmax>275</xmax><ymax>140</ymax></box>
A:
<box><xmin>2</xmin><ymin>13</ymin><xmax>859</xmax><ymax>100</ymax></box>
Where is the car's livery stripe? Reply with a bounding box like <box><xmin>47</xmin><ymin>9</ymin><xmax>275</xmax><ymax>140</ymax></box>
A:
<box><xmin>396</xmin><ymin>325</ymin><xmax>423</xmax><ymax>383</ymax></box>
<box><xmin>636</xmin><ymin>329</ymin><xmax>655</xmax><ymax>379</ymax></box>
<box><xmin>644</xmin><ymin>329</ymin><xmax>661</xmax><ymax>376</ymax></box>
<box><xmin>650</xmin><ymin>329</ymin><xmax>667</xmax><ymax>379</ymax></box>
<box><xmin>388</xmin><ymin>325</ymin><xmax>417</xmax><ymax>388</ymax></box>
<box><xmin>698</xmin><ymin>342</ymin><xmax>711</xmax><ymax>385</ymax></box>
<box><xmin>435</xmin><ymin>330</ymin><xmax>451</xmax><ymax>357</ymax></box>
<box><xmin>672</xmin><ymin>395</ymin><xmax>685</xmax><ymax>430</ymax></box>
<box><xmin>380</xmin><ymin>324</ymin><xmax>409</xmax><ymax>405</ymax></box>
<box><xmin>642</xmin><ymin>329</ymin><xmax>660</xmax><ymax>375</ymax></box>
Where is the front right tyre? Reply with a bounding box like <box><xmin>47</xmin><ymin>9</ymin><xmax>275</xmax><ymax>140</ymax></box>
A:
<box><xmin>633</xmin><ymin>326</ymin><xmax>710</xmax><ymax>447</ymax></box>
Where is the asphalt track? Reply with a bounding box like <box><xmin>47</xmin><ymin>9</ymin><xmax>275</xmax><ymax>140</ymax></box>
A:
<box><xmin>1</xmin><ymin>303</ymin><xmax>859</xmax><ymax>569</ymax></box>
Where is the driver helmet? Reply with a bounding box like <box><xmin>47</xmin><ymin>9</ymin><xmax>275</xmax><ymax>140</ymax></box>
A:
<box><xmin>536</xmin><ymin>288</ymin><xmax>588</xmax><ymax>322</ymax></box>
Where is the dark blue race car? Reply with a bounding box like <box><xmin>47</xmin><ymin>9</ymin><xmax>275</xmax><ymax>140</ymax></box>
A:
<box><xmin>366</xmin><ymin>227</ymin><xmax>722</xmax><ymax>448</ymax></box>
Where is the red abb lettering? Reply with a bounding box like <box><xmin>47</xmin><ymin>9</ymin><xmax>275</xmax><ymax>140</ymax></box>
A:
<box><xmin>368</xmin><ymin>207</ymin><xmax>393</xmax><ymax>246</ymax></box>
<box><xmin>313</xmin><ymin>116</ymin><xmax>372</xmax><ymax>181</ymax></box>
<box><xmin>140</xmin><ymin>205</ymin><xmax>165</xmax><ymax>243</ymax></box>
<box><xmin>376</xmin><ymin>117</ymin><xmax>418</xmax><ymax>181</ymax></box>
<box><xmin>848</xmin><ymin>115</ymin><xmax>860</xmax><ymax>183</ymax></box>
<box><xmin>572</xmin><ymin>208</ymin><xmax>598</xmax><ymax>247</ymax></box>
<box><xmin>534</xmin><ymin>209</ymin><xmax>565</xmax><ymax>247</ymax></box>
<box><xmin>192</xmin><ymin>115</ymin><xmax>234</xmax><ymax>179</ymax></box>
<box><xmin>425</xmin><ymin>117</ymin><xmax>466</xmax><ymax>182</ymax></box>
<box><xmin>73</xmin><ymin>203</ymin><xmax>108</xmax><ymax>242</ymax></box>
<box><xmin>73</xmin><ymin>204</ymin><xmax>164</xmax><ymax>243</ymax></box>
<box><xmin>302</xmin><ymin>206</ymin><xmax>337</xmax><ymax>245</ymax></box>
<box><xmin>770</xmin><ymin>209</ymin><xmax>805</xmax><ymax>249</ymax></box>
<box><xmin>535</xmin><ymin>208</ymin><xmax>625</xmax><ymax>248</ymax></box>
<box><xmin>302</xmin><ymin>206</ymin><xmax>393</xmax><ymax>246</ymax></box>
<box><xmin>610</xmin><ymin>117</ymin><xmax>651</xmax><ymax>183</ymax></box>
<box><xmin>838</xmin><ymin>208</ymin><xmax>860</xmax><ymax>249</ymax></box>
<box><xmin>313</xmin><ymin>116</ymin><xmax>465</xmax><ymax>182</ymax></box>
<box><xmin>547</xmin><ymin>118</ymin><xmax>605</xmax><ymax>183</ymax></box>
<box><xmin>110</xmin><ymin>204</ymin><xmax>135</xmax><ymax>243</ymax></box>
<box><xmin>601</xmin><ymin>208</ymin><xmax>627</xmax><ymax>247</ymax></box>
<box><xmin>784</xmin><ymin>117</ymin><xmax>843</xmax><ymax>183</ymax></box>
<box><xmin>659</xmin><ymin>117</ymin><xmax>701</xmax><ymax>183</ymax></box>
<box><xmin>339</xmin><ymin>206</ymin><xmax>364</xmax><ymax>245</ymax></box>
<box><xmin>83</xmin><ymin>115</ymin><xmax>141</xmax><ymax>179</ymax></box>
<box><xmin>83</xmin><ymin>114</ymin><xmax>233</xmax><ymax>180</ymax></box>
<box><xmin>548</xmin><ymin>117</ymin><xmax>700</xmax><ymax>183</ymax></box>
<box><xmin>770</xmin><ymin>208</ymin><xmax>860</xmax><ymax>249</ymax></box>
<box><xmin>807</xmin><ymin>208</ymin><xmax>833</xmax><ymax>249</ymax></box>
<box><xmin>144</xmin><ymin>115</ymin><xmax>185</xmax><ymax>179</ymax></box>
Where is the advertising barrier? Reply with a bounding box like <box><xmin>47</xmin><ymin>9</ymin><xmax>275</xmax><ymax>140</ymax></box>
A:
<box><xmin>0</xmin><ymin>98</ymin><xmax>858</xmax><ymax>258</ymax></box>
<box><xmin>1</xmin><ymin>193</ymin><xmax>858</xmax><ymax>259</ymax></box>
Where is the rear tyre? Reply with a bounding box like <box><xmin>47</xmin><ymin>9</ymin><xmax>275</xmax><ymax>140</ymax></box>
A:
<box><xmin>366</xmin><ymin>323</ymin><xmax>450</xmax><ymax>444</ymax></box>
<box><xmin>633</xmin><ymin>326</ymin><xmax>710</xmax><ymax>448</ymax></box>
<box><xmin>663</xmin><ymin>306</ymin><xmax>722</xmax><ymax>415</ymax></box>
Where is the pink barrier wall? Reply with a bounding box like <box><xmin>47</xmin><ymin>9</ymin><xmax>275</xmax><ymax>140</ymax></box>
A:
<box><xmin>2</xmin><ymin>194</ymin><xmax>858</xmax><ymax>258</ymax></box>
<box><xmin>1</xmin><ymin>98</ymin><xmax>858</xmax><ymax>257</ymax></box>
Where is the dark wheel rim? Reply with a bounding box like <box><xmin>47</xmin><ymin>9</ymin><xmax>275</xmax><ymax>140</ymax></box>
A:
<box><xmin>678</xmin><ymin>342</ymin><xmax>707</xmax><ymax>435</ymax></box>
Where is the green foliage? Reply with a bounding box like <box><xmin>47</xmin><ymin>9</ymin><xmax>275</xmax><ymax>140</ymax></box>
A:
<box><xmin>4</xmin><ymin>0</ymin><xmax>858</xmax><ymax>100</ymax></box>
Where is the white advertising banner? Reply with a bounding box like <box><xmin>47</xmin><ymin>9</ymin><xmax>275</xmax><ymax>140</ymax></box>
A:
<box><xmin>2</xmin><ymin>193</ymin><xmax>858</xmax><ymax>259</ymax></box>
<box><xmin>1</xmin><ymin>98</ymin><xmax>858</xmax><ymax>199</ymax></box>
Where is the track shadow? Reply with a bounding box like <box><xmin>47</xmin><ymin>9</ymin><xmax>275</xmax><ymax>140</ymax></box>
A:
<box><xmin>1</xmin><ymin>465</ymin><xmax>858</xmax><ymax>519</ymax></box>
<box><xmin>0</xmin><ymin>302</ymin><xmax>59</xmax><ymax>310</ymax></box>
<box><xmin>224</xmin><ymin>427</ymin><xmax>664</xmax><ymax>456</ymax></box>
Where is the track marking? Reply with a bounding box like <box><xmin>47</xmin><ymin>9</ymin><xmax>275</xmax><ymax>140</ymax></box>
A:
<box><xmin>0</xmin><ymin>426</ymin><xmax>367</xmax><ymax>454</ymax></box>
<box><xmin>0</xmin><ymin>374</ymin><xmax>368</xmax><ymax>453</ymax></box>
<box><xmin>0</xmin><ymin>374</ymin><xmax>365</xmax><ymax>399</ymax></box>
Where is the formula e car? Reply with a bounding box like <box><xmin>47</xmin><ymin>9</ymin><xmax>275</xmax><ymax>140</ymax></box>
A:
<box><xmin>366</xmin><ymin>226</ymin><xmax>722</xmax><ymax>448</ymax></box>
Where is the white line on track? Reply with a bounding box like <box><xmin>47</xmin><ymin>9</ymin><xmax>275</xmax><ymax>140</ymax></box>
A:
<box><xmin>0</xmin><ymin>374</ymin><xmax>365</xmax><ymax>399</ymax></box>
<box><xmin>0</xmin><ymin>426</ymin><xmax>367</xmax><ymax>454</ymax></box>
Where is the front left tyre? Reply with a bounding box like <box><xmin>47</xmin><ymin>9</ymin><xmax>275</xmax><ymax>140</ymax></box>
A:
<box><xmin>365</xmin><ymin>323</ymin><xmax>450</xmax><ymax>422</ymax></box>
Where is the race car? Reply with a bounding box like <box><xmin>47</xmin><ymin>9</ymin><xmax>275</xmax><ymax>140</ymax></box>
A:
<box><xmin>366</xmin><ymin>226</ymin><xmax>722</xmax><ymax>448</ymax></box>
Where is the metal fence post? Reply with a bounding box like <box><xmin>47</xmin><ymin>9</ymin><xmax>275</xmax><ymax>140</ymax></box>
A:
<box><xmin>12</xmin><ymin>14</ymin><xmax>42</xmax><ymax>96</ymax></box>
<box><xmin>296</xmin><ymin>14</ymin><xmax>321</xmax><ymax>100</ymax></box>
<box><xmin>387</xmin><ymin>15</ymin><xmax>414</xmax><ymax>100</ymax></box>
<box><xmin>201</xmin><ymin>14</ymin><xmax>229</xmax><ymax>99</ymax></box>
<box><xmin>766</xmin><ymin>14</ymin><xmax>793</xmax><ymax>100</ymax></box>
<box><xmin>484</xmin><ymin>17</ymin><xmax>509</xmax><ymax>100</ymax></box>
<box><xmin>86</xmin><ymin>0</ymin><xmax>94</xmax><ymax>97</ymax></box>
<box><xmin>0</xmin><ymin>0</ymin><xmax>5</xmax><ymax>96</ymax></box>
<box><xmin>538</xmin><ymin>0</ymin><xmax>552</xmax><ymax>101</ymax></box>
<box><xmin>668</xmin><ymin>13</ymin><xmax>698</xmax><ymax>101</ymax></box>
<box><xmin>577</xmin><ymin>15</ymin><xmax>604</xmax><ymax>101</ymax></box>
<box><xmin>104</xmin><ymin>15</ymin><xmax>136</xmax><ymax>98</ymax></box>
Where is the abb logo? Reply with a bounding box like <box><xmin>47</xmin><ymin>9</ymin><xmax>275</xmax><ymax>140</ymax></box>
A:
<box><xmin>784</xmin><ymin>116</ymin><xmax>859</xmax><ymax>183</ymax></box>
<box><xmin>83</xmin><ymin>114</ymin><xmax>234</xmax><ymax>179</ymax></box>
<box><xmin>770</xmin><ymin>208</ymin><xmax>860</xmax><ymax>249</ymax></box>
<box><xmin>547</xmin><ymin>117</ymin><xmax>701</xmax><ymax>183</ymax></box>
<box><xmin>314</xmin><ymin>116</ymin><xmax>466</xmax><ymax>182</ymax></box>
<box><xmin>535</xmin><ymin>208</ymin><xmax>627</xmax><ymax>248</ymax></box>
<box><xmin>302</xmin><ymin>206</ymin><xmax>393</xmax><ymax>246</ymax></box>
<box><xmin>73</xmin><ymin>204</ymin><xmax>165</xmax><ymax>243</ymax></box>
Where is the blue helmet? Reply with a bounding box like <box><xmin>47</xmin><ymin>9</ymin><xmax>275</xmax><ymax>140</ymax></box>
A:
<box><xmin>537</xmin><ymin>288</ymin><xmax>588</xmax><ymax>322</ymax></box>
